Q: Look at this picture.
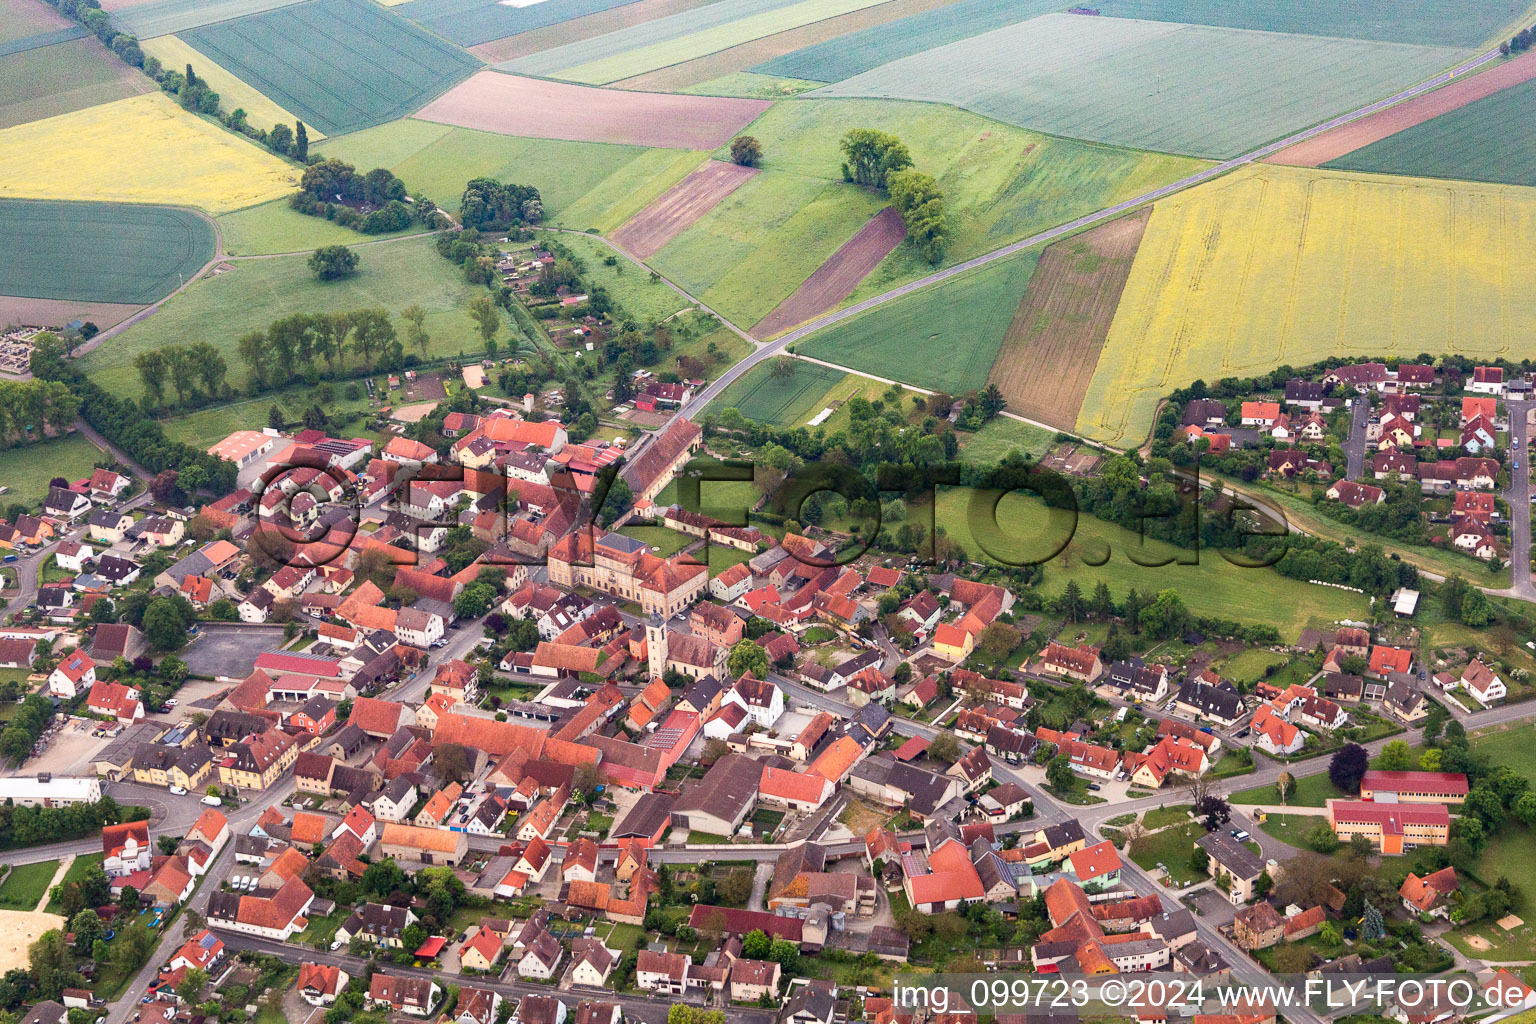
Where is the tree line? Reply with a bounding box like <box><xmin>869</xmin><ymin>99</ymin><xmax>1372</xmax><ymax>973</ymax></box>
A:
<box><xmin>236</xmin><ymin>308</ymin><xmax>406</xmax><ymax>392</ymax></box>
<box><xmin>132</xmin><ymin>341</ymin><xmax>229</xmax><ymax>410</ymax></box>
<box><xmin>0</xmin><ymin>379</ymin><xmax>79</xmax><ymax>449</ymax></box>
<box><xmin>840</xmin><ymin>129</ymin><xmax>947</xmax><ymax>263</ymax></box>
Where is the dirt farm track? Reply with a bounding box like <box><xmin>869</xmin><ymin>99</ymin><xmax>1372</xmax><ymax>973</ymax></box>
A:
<box><xmin>610</xmin><ymin>159</ymin><xmax>758</xmax><ymax>259</ymax></box>
<box><xmin>987</xmin><ymin>208</ymin><xmax>1149</xmax><ymax>429</ymax></box>
<box><xmin>1268</xmin><ymin>48</ymin><xmax>1536</xmax><ymax>167</ymax></box>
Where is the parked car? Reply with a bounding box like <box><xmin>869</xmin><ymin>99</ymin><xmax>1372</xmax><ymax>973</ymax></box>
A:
<box><xmin>1230</xmin><ymin>828</ymin><xmax>1250</xmax><ymax>841</ymax></box>
<box><xmin>201</xmin><ymin>795</ymin><xmax>222</xmax><ymax>806</ymax></box>
<box><xmin>169</xmin><ymin>786</ymin><xmax>187</xmax><ymax>795</ymax></box>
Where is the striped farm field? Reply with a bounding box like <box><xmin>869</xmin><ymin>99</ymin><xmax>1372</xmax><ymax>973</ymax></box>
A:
<box><xmin>1089</xmin><ymin>0</ymin><xmax>1526</xmax><ymax>46</ymax></box>
<box><xmin>142</xmin><ymin>34</ymin><xmax>319</xmax><ymax>137</ymax></box>
<box><xmin>113</xmin><ymin>0</ymin><xmax>308</xmax><ymax>38</ymax></box>
<box><xmin>610</xmin><ymin>159</ymin><xmax>758</xmax><ymax>259</ymax></box>
<box><xmin>605</xmin><ymin>0</ymin><xmax>955</xmax><ymax>92</ymax></box>
<box><xmin>0</xmin><ymin>35</ymin><xmax>151</xmax><ymax>130</ymax></box>
<box><xmin>753</xmin><ymin>0</ymin><xmax>1057</xmax><ymax>83</ymax></box>
<box><xmin>986</xmin><ymin>209</ymin><xmax>1148</xmax><ymax>430</ymax></box>
<box><xmin>0</xmin><ymin>199</ymin><xmax>215</xmax><ymax>304</ymax></box>
<box><xmin>715</xmin><ymin>357</ymin><xmax>845</xmax><ymax>427</ymax></box>
<box><xmin>555</xmin><ymin>148</ymin><xmax>708</xmax><ymax>234</ymax></box>
<box><xmin>0</xmin><ymin>92</ymin><xmax>298</xmax><ymax>212</ymax></box>
<box><xmin>0</xmin><ymin>0</ymin><xmax>74</xmax><ymax>44</ymax></box>
<box><xmin>468</xmin><ymin>0</ymin><xmax>716</xmax><ymax>62</ymax></box>
<box><xmin>751</xmin><ymin>205</ymin><xmax>906</xmax><ymax>338</ymax></box>
<box><xmin>180</xmin><ymin>0</ymin><xmax>478</xmax><ymax>137</ymax></box>
<box><xmin>813</xmin><ymin>13</ymin><xmax>1470</xmax><ymax>158</ymax></box>
<box><xmin>1079</xmin><ymin>164</ymin><xmax>1536</xmax><ymax>445</ymax></box>
<box><xmin>415</xmin><ymin>73</ymin><xmax>770</xmax><ymax>150</ymax></box>
<box><xmin>406</xmin><ymin>0</ymin><xmax>654</xmax><ymax>49</ymax></box>
<box><xmin>1321</xmin><ymin>77</ymin><xmax>1536</xmax><ymax>187</ymax></box>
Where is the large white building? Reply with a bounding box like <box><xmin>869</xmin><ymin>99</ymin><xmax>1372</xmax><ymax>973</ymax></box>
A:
<box><xmin>0</xmin><ymin>776</ymin><xmax>102</xmax><ymax>807</ymax></box>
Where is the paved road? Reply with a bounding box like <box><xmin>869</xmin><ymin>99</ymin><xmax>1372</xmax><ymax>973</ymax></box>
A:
<box><xmin>671</xmin><ymin>48</ymin><xmax>1500</xmax><ymax>426</ymax></box>
<box><xmin>1503</xmin><ymin>398</ymin><xmax>1535</xmax><ymax>601</ymax></box>
<box><xmin>3</xmin><ymin>486</ymin><xmax>152</xmax><ymax>617</ymax></box>
<box><xmin>1343</xmin><ymin>397</ymin><xmax>1369</xmax><ymax>481</ymax></box>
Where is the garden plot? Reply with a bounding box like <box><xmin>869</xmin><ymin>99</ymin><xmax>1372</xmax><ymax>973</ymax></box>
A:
<box><xmin>180</xmin><ymin>0</ymin><xmax>479</xmax><ymax>137</ymax></box>
<box><xmin>1079</xmin><ymin>163</ymin><xmax>1536</xmax><ymax>445</ymax></box>
<box><xmin>414</xmin><ymin>73</ymin><xmax>770</xmax><ymax>150</ymax></box>
<box><xmin>812</xmin><ymin>12</ymin><xmax>1470</xmax><ymax>159</ymax></box>
<box><xmin>0</xmin><ymin>199</ymin><xmax>215</xmax><ymax>304</ymax></box>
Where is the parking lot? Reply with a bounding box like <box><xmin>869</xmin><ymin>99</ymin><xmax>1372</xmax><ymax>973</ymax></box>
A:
<box><xmin>6</xmin><ymin>717</ymin><xmax>112</xmax><ymax>778</ymax></box>
<box><xmin>179</xmin><ymin>623</ymin><xmax>289</xmax><ymax>680</ymax></box>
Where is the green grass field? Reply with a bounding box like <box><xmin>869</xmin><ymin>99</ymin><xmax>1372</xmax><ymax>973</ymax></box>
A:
<box><xmin>0</xmin><ymin>433</ymin><xmax>106</xmax><ymax>511</ymax></box>
<box><xmin>78</xmin><ymin>235</ymin><xmax>485</xmax><ymax>401</ymax></box>
<box><xmin>799</xmin><ymin>250</ymin><xmax>1037</xmax><ymax>396</ymax></box>
<box><xmin>714</xmin><ymin>358</ymin><xmax>845</xmax><ymax>427</ymax></box>
<box><xmin>651</xmin><ymin>455</ymin><xmax>762</xmax><ymax>522</ymax></box>
<box><xmin>160</xmin><ymin>386</ymin><xmax>378</xmax><ymax>448</ymax></box>
<box><xmin>960</xmin><ymin>416</ymin><xmax>1055</xmax><ymax>465</ymax></box>
<box><xmin>814</xmin><ymin>14</ymin><xmax>1470</xmax><ymax>158</ymax></box>
<box><xmin>1231</xmin><ymin>772</ymin><xmax>1347</xmax><ymax>808</ymax></box>
<box><xmin>0</xmin><ymin>199</ymin><xmax>214</xmax><ymax>304</ymax></box>
<box><xmin>555</xmin><ymin>149</ymin><xmax>707</xmax><ymax>234</ymax></box>
<box><xmin>553</xmin><ymin>231</ymin><xmax>691</xmax><ymax>325</ymax></box>
<box><xmin>317</xmin><ymin>120</ymin><xmax>654</xmax><ymax>220</ymax></box>
<box><xmin>0</xmin><ymin>859</ymin><xmax>59</xmax><ymax>911</ymax></box>
<box><xmin>1324</xmin><ymin>78</ymin><xmax>1536</xmax><ymax>186</ymax></box>
<box><xmin>753</xmin><ymin>0</ymin><xmax>1061</xmax><ymax>82</ymax></box>
<box><xmin>1128</xmin><ymin>821</ymin><xmax>1204</xmax><ymax>883</ymax></box>
<box><xmin>705</xmin><ymin>98</ymin><xmax>1206</xmax><ymax>305</ymax></box>
<box><xmin>217</xmin><ymin>200</ymin><xmax>425</xmax><ymax>256</ymax></box>
<box><xmin>181</xmin><ymin>0</ymin><xmax>478</xmax><ymax>137</ymax></box>
<box><xmin>934</xmin><ymin>486</ymin><xmax>1369</xmax><ymax>639</ymax></box>
<box><xmin>1092</xmin><ymin>0</ymin><xmax>1524</xmax><ymax>46</ymax></box>
<box><xmin>1214</xmin><ymin>647</ymin><xmax>1290</xmax><ymax>683</ymax></box>
<box><xmin>0</xmin><ymin>36</ymin><xmax>148</xmax><ymax>130</ymax></box>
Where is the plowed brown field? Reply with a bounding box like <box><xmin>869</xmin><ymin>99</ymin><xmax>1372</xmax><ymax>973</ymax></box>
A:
<box><xmin>987</xmin><ymin>208</ymin><xmax>1148</xmax><ymax>429</ymax></box>
<box><xmin>414</xmin><ymin>72</ymin><xmax>771</xmax><ymax>150</ymax></box>
<box><xmin>0</xmin><ymin>296</ymin><xmax>140</xmax><ymax>329</ymax></box>
<box><xmin>1267</xmin><ymin>50</ymin><xmax>1536</xmax><ymax>166</ymax></box>
<box><xmin>608</xmin><ymin>0</ymin><xmax>954</xmax><ymax>91</ymax></box>
<box><xmin>751</xmin><ymin>205</ymin><xmax>905</xmax><ymax>338</ymax></box>
<box><xmin>468</xmin><ymin>0</ymin><xmax>717</xmax><ymax>64</ymax></box>
<box><xmin>610</xmin><ymin>159</ymin><xmax>758</xmax><ymax>258</ymax></box>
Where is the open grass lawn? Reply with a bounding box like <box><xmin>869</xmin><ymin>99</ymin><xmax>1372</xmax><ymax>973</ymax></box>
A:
<box><xmin>42</xmin><ymin>854</ymin><xmax>100</xmax><ymax>914</ymax></box>
<box><xmin>1214</xmin><ymin>648</ymin><xmax>1290</xmax><ymax>684</ymax></box>
<box><xmin>707</xmin><ymin>545</ymin><xmax>755</xmax><ymax>576</ymax></box>
<box><xmin>618</xmin><ymin>522</ymin><xmax>694</xmax><ymax>557</ymax></box>
<box><xmin>316</xmin><ymin>119</ymin><xmax>652</xmax><ymax>219</ymax></box>
<box><xmin>651</xmin><ymin>455</ymin><xmax>761</xmax><ymax>524</ymax></box>
<box><xmin>1443</xmin><ymin>825</ymin><xmax>1536</xmax><ymax>960</ymax></box>
<box><xmin>960</xmin><ymin>417</ymin><xmax>1056</xmax><ymax>466</ymax></box>
<box><xmin>217</xmin><ymin>199</ymin><xmax>425</xmax><ymax>257</ymax></box>
<box><xmin>1128</xmin><ymin>821</ymin><xmax>1204</xmax><ymax>884</ymax></box>
<box><xmin>0</xmin><ymin>433</ymin><xmax>105</xmax><ymax>511</ymax></box>
<box><xmin>160</xmin><ymin>386</ymin><xmax>378</xmax><ymax>449</ymax></box>
<box><xmin>0</xmin><ymin>859</ymin><xmax>58</xmax><ymax>910</ymax></box>
<box><xmin>1045</xmin><ymin>775</ymin><xmax>1106</xmax><ymax>806</ymax></box>
<box><xmin>1209</xmin><ymin>751</ymin><xmax>1257</xmax><ymax>779</ymax></box>
<box><xmin>555</xmin><ymin>231</ymin><xmax>692</xmax><ymax>326</ymax></box>
<box><xmin>933</xmin><ymin>487</ymin><xmax>1369</xmax><ymax>642</ymax></box>
<box><xmin>713</xmin><ymin>357</ymin><xmax>844</xmax><ymax>428</ymax></box>
<box><xmin>291</xmin><ymin>907</ymin><xmax>350</xmax><ymax>949</ymax></box>
<box><xmin>1141</xmin><ymin>804</ymin><xmax>1191</xmax><ymax>830</ymax></box>
<box><xmin>1231</xmin><ymin>771</ymin><xmax>1347</xmax><ymax>808</ymax></box>
<box><xmin>1256</xmin><ymin>812</ymin><xmax>1332</xmax><ymax>849</ymax></box>
<box><xmin>80</xmin><ymin>235</ymin><xmax>486</xmax><ymax>402</ymax></box>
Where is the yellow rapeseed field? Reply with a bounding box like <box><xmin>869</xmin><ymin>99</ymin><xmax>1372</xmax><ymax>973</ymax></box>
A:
<box><xmin>0</xmin><ymin>92</ymin><xmax>298</xmax><ymax>213</ymax></box>
<box><xmin>142</xmin><ymin>36</ymin><xmax>323</xmax><ymax>139</ymax></box>
<box><xmin>1077</xmin><ymin>163</ymin><xmax>1536</xmax><ymax>446</ymax></box>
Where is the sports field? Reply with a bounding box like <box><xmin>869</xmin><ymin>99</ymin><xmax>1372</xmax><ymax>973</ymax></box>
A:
<box><xmin>0</xmin><ymin>200</ymin><xmax>215</xmax><ymax>304</ymax></box>
<box><xmin>1322</xmin><ymin>77</ymin><xmax>1536</xmax><ymax>187</ymax></box>
<box><xmin>0</xmin><ymin>0</ymin><xmax>74</xmax><ymax>44</ymax></box>
<box><xmin>715</xmin><ymin>358</ymin><xmax>845</xmax><ymax>426</ymax></box>
<box><xmin>556</xmin><ymin>148</ymin><xmax>708</xmax><ymax>234</ymax></box>
<box><xmin>934</xmin><ymin>487</ymin><xmax>1368</xmax><ymax>638</ymax></box>
<box><xmin>797</xmin><ymin>249</ymin><xmax>1038</xmax><ymax>397</ymax></box>
<box><xmin>113</xmin><ymin>0</ymin><xmax>308</xmax><ymax>39</ymax></box>
<box><xmin>719</xmin><ymin>98</ymin><xmax>1204</xmax><ymax>303</ymax></box>
<box><xmin>500</xmin><ymin>0</ymin><xmax>806</xmax><ymax>77</ymax></box>
<box><xmin>609</xmin><ymin>0</ymin><xmax>954</xmax><ymax>91</ymax></box>
<box><xmin>469</xmin><ymin>0</ymin><xmax>716</xmax><ymax>62</ymax></box>
<box><xmin>0</xmin><ymin>35</ymin><xmax>151</xmax><ymax>130</ymax></box>
<box><xmin>987</xmin><ymin>209</ymin><xmax>1148</xmax><ymax>430</ymax></box>
<box><xmin>1090</xmin><ymin>0</ymin><xmax>1525</xmax><ymax>47</ymax></box>
<box><xmin>651</xmin><ymin>172</ymin><xmax>887</xmax><ymax>327</ymax></box>
<box><xmin>753</xmin><ymin>0</ymin><xmax>1057</xmax><ymax>82</ymax></box>
<box><xmin>316</xmin><ymin>119</ymin><xmax>656</xmax><ymax>217</ymax></box>
<box><xmin>751</xmin><ymin>205</ymin><xmax>906</xmax><ymax>338</ymax></box>
<box><xmin>813</xmin><ymin>13</ymin><xmax>1470</xmax><ymax>158</ymax></box>
<box><xmin>78</xmin><ymin>235</ymin><xmax>486</xmax><ymax>400</ymax></box>
<box><xmin>415</xmin><ymin>74</ymin><xmax>771</xmax><ymax>151</ymax></box>
<box><xmin>0</xmin><ymin>92</ymin><xmax>297</xmax><ymax>212</ymax></box>
<box><xmin>545</xmin><ymin>0</ymin><xmax>904</xmax><ymax>85</ymax></box>
<box><xmin>142</xmin><ymin>34</ymin><xmax>319</xmax><ymax>138</ymax></box>
<box><xmin>405</xmin><ymin>0</ymin><xmax>652</xmax><ymax>48</ymax></box>
<box><xmin>611</xmin><ymin>159</ymin><xmax>757</xmax><ymax>259</ymax></box>
<box><xmin>1080</xmin><ymin>164</ymin><xmax>1536</xmax><ymax>445</ymax></box>
<box><xmin>181</xmin><ymin>0</ymin><xmax>478</xmax><ymax>137</ymax></box>
<box><xmin>0</xmin><ymin>433</ymin><xmax>105</xmax><ymax>511</ymax></box>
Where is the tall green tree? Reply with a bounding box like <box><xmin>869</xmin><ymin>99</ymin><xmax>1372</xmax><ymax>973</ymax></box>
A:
<box><xmin>294</xmin><ymin>121</ymin><xmax>308</xmax><ymax>162</ymax></box>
